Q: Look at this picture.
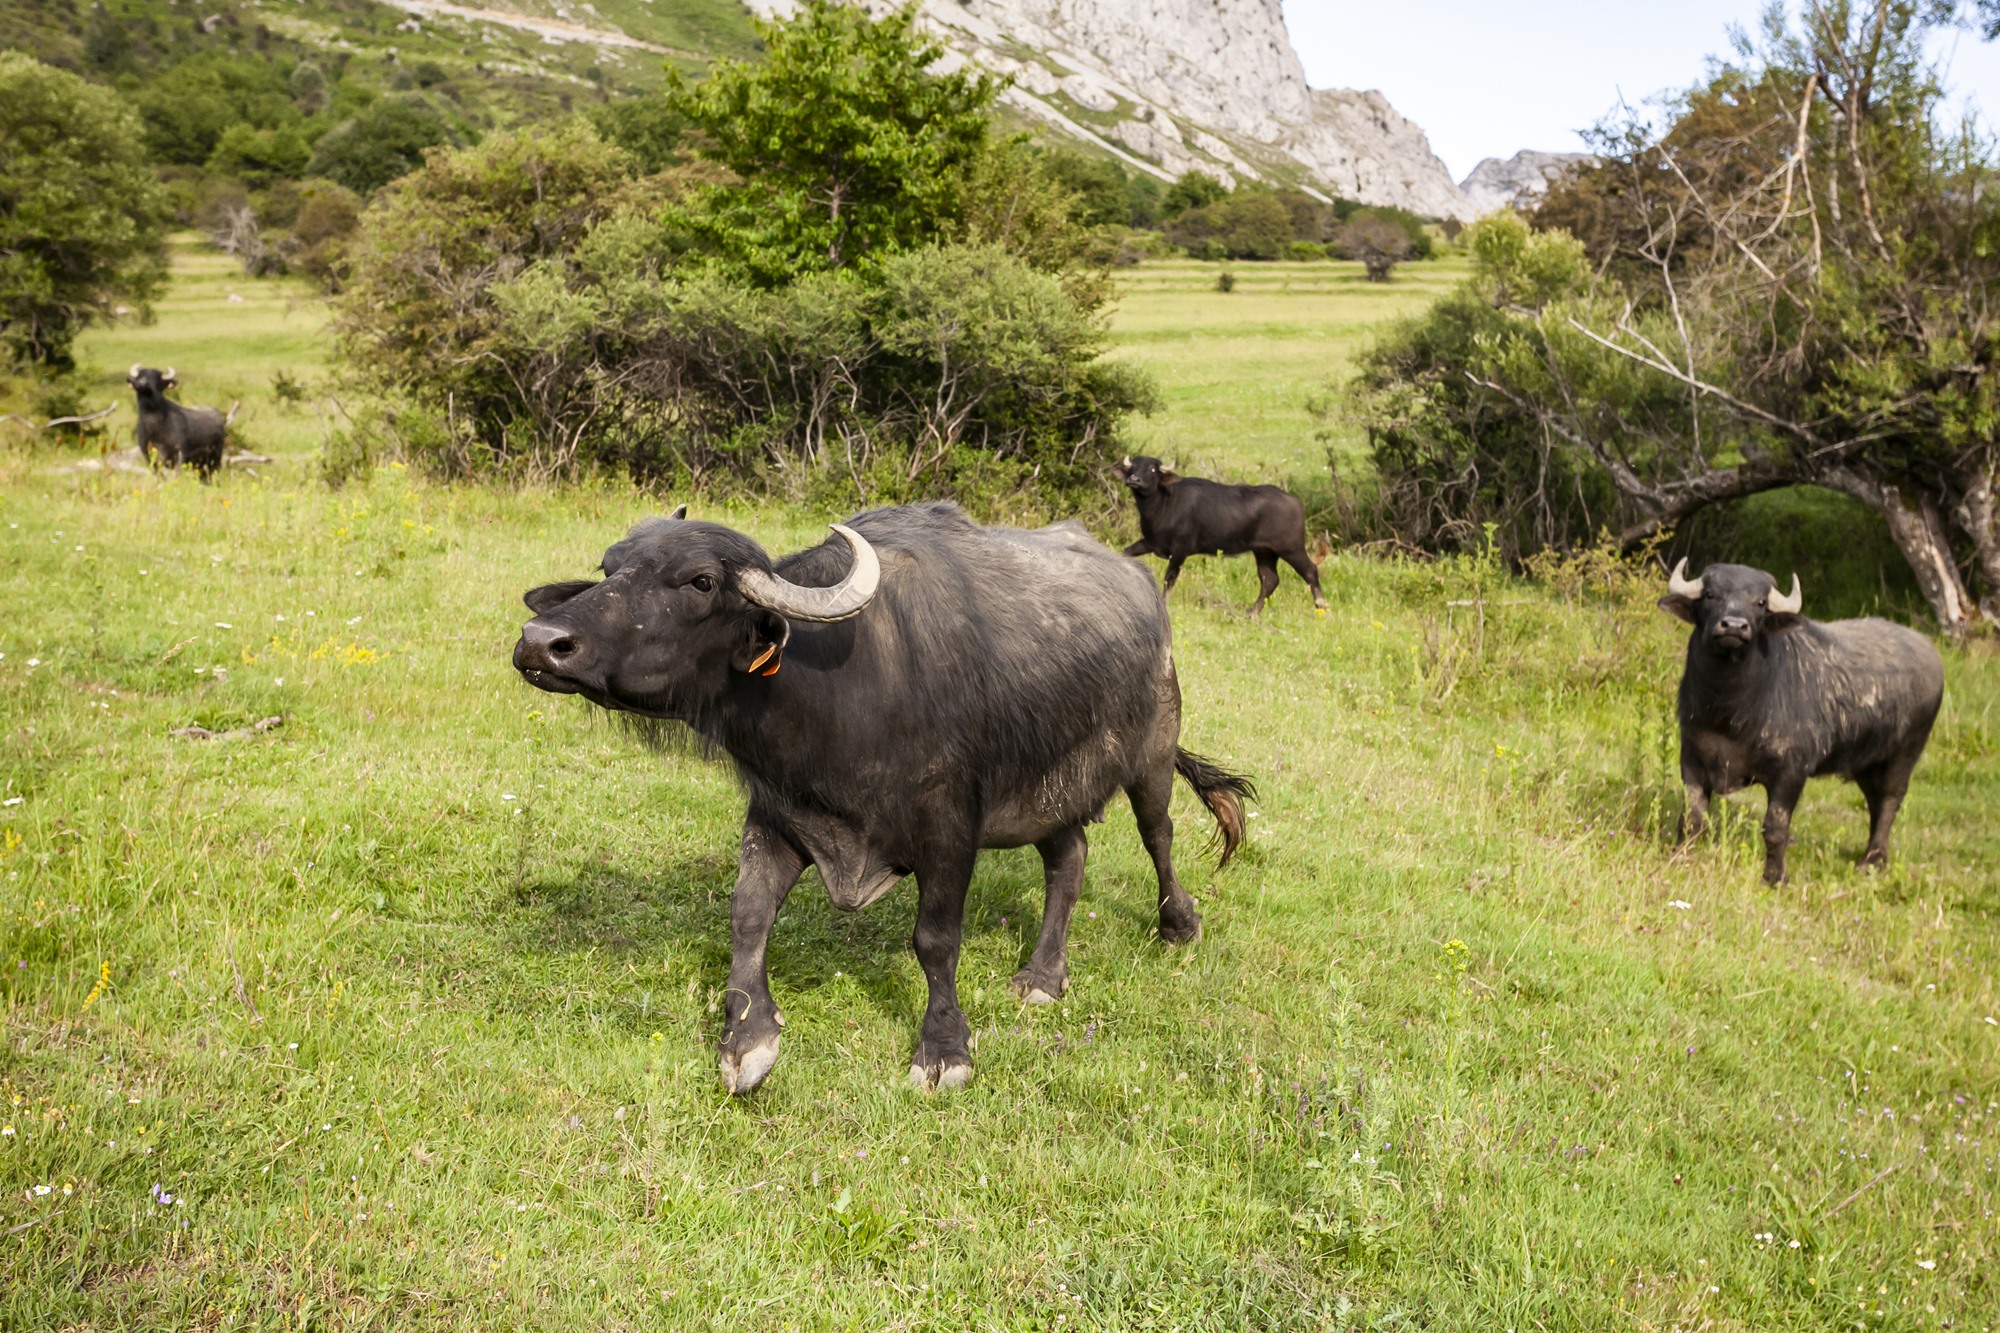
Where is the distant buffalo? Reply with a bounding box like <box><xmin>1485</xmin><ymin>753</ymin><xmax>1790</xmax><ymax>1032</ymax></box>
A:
<box><xmin>1659</xmin><ymin>560</ymin><xmax>1944</xmax><ymax>883</ymax></box>
<box><xmin>1115</xmin><ymin>455</ymin><xmax>1327</xmax><ymax>614</ymax></box>
<box><xmin>127</xmin><ymin>366</ymin><xmax>227</xmax><ymax>479</ymax></box>
<box><xmin>514</xmin><ymin>503</ymin><xmax>1254</xmax><ymax>1094</ymax></box>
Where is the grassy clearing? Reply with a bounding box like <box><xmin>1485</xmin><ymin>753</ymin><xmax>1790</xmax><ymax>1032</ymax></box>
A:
<box><xmin>0</xmin><ymin>249</ymin><xmax>1994</xmax><ymax>1330</ymax></box>
<box><xmin>1107</xmin><ymin>257</ymin><xmax>1466</xmax><ymax>479</ymax></box>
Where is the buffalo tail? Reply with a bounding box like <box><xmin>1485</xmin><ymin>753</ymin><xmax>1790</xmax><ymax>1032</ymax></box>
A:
<box><xmin>1173</xmin><ymin>748</ymin><xmax>1257</xmax><ymax>868</ymax></box>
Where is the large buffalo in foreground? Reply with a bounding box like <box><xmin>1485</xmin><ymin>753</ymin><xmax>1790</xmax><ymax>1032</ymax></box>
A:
<box><xmin>514</xmin><ymin>503</ymin><xmax>1254</xmax><ymax>1094</ymax></box>
<box><xmin>127</xmin><ymin>365</ymin><xmax>227</xmax><ymax>479</ymax></box>
<box><xmin>1659</xmin><ymin>560</ymin><xmax>1943</xmax><ymax>884</ymax></box>
<box><xmin>1115</xmin><ymin>454</ymin><xmax>1327</xmax><ymax>614</ymax></box>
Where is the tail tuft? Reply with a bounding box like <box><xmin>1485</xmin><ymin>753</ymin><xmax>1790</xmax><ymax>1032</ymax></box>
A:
<box><xmin>1173</xmin><ymin>748</ymin><xmax>1257</xmax><ymax>868</ymax></box>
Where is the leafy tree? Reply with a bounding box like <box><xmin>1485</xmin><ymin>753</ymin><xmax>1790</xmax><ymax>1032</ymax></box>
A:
<box><xmin>1164</xmin><ymin>190</ymin><xmax>1292</xmax><ymax>260</ymax></box>
<box><xmin>1159</xmin><ymin>170</ymin><xmax>1228</xmax><ymax>219</ymax></box>
<box><xmin>290</xmin><ymin>60</ymin><xmax>329</xmax><ymax>115</ymax></box>
<box><xmin>306</xmin><ymin>94</ymin><xmax>457</xmax><ymax>194</ymax></box>
<box><xmin>0</xmin><ymin>53</ymin><xmax>168</xmax><ymax>369</ymax></box>
<box><xmin>1355</xmin><ymin>2</ymin><xmax>2000</xmax><ymax>631</ymax></box>
<box><xmin>1335</xmin><ymin>212</ymin><xmax>1414</xmax><ymax>280</ymax></box>
<box><xmin>665</xmin><ymin>0</ymin><xmax>996</xmax><ymax>278</ymax></box>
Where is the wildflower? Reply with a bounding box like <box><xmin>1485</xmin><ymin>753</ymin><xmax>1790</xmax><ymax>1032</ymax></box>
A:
<box><xmin>80</xmin><ymin>960</ymin><xmax>112</xmax><ymax>1010</ymax></box>
<box><xmin>1917</xmin><ymin>1260</ymin><xmax>1935</xmax><ymax>1271</ymax></box>
<box><xmin>33</xmin><ymin>1184</ymin><xmax>52</xmax><ymax>1196</ymax></box>
<box><xmin>1668</xmin><ymin>900</ymin><xmax>1692</xmax><ymax>910</ymax></box>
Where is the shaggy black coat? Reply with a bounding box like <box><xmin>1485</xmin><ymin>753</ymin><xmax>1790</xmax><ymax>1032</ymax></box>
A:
<box><xmin>515</xmin><ymin>503</ymin><xmax>1253</xmax><ymax>1094</ymax></box>
<box><xmin>1114</xmin><ymin>455</ymin><xmax>1326</xmax><ymax>613</ymax></box>
<box><xmin>128</xmin><ymin>367</ymin><xmax>226</xmax><ymax>478</ymax></box>
<box><xmin>1660</xmin><ymin>562</ymin><xmax>1944</xmax><ymax>883</ymax></box>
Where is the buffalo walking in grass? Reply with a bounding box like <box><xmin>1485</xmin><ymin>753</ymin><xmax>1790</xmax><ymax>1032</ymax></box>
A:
<box><xmin>514</xmin><ymin>502</ymin><xmax>1254</xmax><ymax>1094</ymax></box>
<box><xmin>127</xmin><ymin>365</ymin><xmax>229</xmax><ymax>479</ymax></box>
<box><xmin>1115</xmin><ymin>455</ymin><xmax>1327</xmax><ymax>614</ymax></box>
<box><xmin>1658</xmin><ymin>560</ymin><xmax>1944</xmax><ymax>884</ymax></box>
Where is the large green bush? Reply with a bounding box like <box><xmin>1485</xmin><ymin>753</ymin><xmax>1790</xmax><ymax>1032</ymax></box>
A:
<box><xmin>0</xmin><ymin>52</ymin><xmax>168</xmax><ymax>369</ymax></box>
<box><xmin>335</xmin><ymin>121</ymin><xmax>1150</xmax><ymax>503</ymax></box>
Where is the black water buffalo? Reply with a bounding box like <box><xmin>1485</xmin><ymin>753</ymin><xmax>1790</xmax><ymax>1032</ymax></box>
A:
<box><xmin>514</xmin><ymin>502</ymin><xmax>1254</xmax><ymax>1094</ymax></box>
<box><xmin>1659</xmin><ymin>559</ymin><xmax>1944</xmax><ymax>884</ymax></box>
<box><xmin>127</xmin><ymin>365</ymin><xmax>227</xmax><ymax>478</ymax></box>
<box><xmin>1114</xmin><ymin>455</ymin><xmax>1327</xmax><ymax>613</ymax></box>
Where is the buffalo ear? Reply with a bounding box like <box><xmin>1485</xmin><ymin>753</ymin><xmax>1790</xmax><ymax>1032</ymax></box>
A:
<box><xmin>730</xmin><ymin>609</ymin><xmax>791</xmax><ymax>675</ymax></box>
<box><xmin>1657</xmin><ymin>594</ymin><xmax>1699</xmax><ymax>625</ymax></box>
<box><xmin>1763</xmin><ymin>612</ymin><xmax>1806</xmax><ymax>634</ymax></box>
<box><xmin>523</xmin><ymin>580</ymin><xmax>596</xmax><ymax>614</ymax></box>
<box><xmin>1158</xmin><ymin>470</ymin><xmax>1181</xmax><ymax>487</ymax></box>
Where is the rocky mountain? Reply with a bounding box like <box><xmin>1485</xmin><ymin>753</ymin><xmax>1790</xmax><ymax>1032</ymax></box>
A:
<box><xmin>1458</xmin><ymin>150</ymin><xmax>1597</xmax><ymax>215</ymax></box>
<box><xmin>748</xmin><ymin>0</ymin><xmax>1479</xmax><ymax>218</ymax></box>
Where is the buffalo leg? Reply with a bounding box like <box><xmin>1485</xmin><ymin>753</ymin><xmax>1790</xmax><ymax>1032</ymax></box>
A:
<box><xmin>1249</xmin><ymin>552</ymin><xmax>1280</xmax><ymax>615</ymax></box>
<box><xmin>1011</xmin><ymin>825</ymin><xmax>1086</xmax><ymax>1004</ymax></box>
<box><xmin>1161</xmin><ymin>556</ymin><xmax>1187</xmax><ymax>593</ymax></box>
<box><xmin>1128</xmin><ymin>763</ymin><xmax>1201</xmax><ymax>944</ymax></box>
<box><xmin>1679</xmin><ymin>781</ymin><xmax>1711</xmax><ymax>842</ymax></box>
<box><xmin>1760</xmin><ymin>773</ymin><xmax>1808</xmax><ymax>884</ymax></box>
<box><xmin>718</xmin><ymin>814</ymin><xmax>807</xmax><ymax>1095</ymax></box>
<box><xmin>908</xmin><ymin>849</ymin><xmax>976</xmax><ymax>1090</ymax></box>
<box><xmin>1856</xmin><ymin>761</ymin><xmax>1912</xmax><ymax>869</ymax></box>
<box><xmin>1122</xmin><ymin>540</ymin><xmax>1152</xmax><ymax>558</ymax></box>
<box><xmin>1282</xmin><ymin>550</ymin><xmax>1329</xmax><ymax>609</ymax></box>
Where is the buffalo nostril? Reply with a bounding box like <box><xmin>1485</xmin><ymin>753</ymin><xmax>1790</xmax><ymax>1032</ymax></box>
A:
<box><xmin>548</xmin><ymin>637</ymin><xmax>576</xmax><ymax>657</ymax></box>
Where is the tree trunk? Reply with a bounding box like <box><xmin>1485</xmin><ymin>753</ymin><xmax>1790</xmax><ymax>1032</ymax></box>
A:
<box><xmin>1952</xmin><ymin>467</ymin><xmax>2000</xmax><ymax>623</ymax></box>
<box><xmin>1817</xmin><ymin>463</ymin><xmax>1979</xmax><ymax>634</ymax></box>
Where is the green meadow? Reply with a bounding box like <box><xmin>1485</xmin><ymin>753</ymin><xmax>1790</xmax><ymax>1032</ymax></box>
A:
<box><xmin>1</xmin><ymin>246</ymin><xmax>1994</xmax><ymax>1330</ymax></box>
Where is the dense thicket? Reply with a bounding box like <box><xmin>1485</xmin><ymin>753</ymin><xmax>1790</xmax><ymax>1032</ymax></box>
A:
<box><xmin>333</xmin><ymin>4</ymin><xmax>1154</xmax><ymax>506</ymax></box>
<box><xmin>1349</xmin><ymin>1</ymin><xmax>2000</xmax><ymax>632</ymax></box>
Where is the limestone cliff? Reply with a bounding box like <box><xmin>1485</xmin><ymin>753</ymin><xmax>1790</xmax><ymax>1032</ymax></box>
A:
<box><xmin>748</xmin><ymin>0</ymin><xmax>1479</xmax><ymax>218</ymax></box>
<box><xmin>1458</xmin><ymin>149</ymin><xmax>1597</xmax><ymax>215</ymax></box>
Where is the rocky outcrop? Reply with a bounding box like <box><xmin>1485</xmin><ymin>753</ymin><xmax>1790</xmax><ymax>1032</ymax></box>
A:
<box><xmin>746</xmin><ymin>0</ymin><xmax>1478</xmax><ymax>218</ymax></box>
<box><xmin>1459</xmin><ymin>150</ymin><xmax>1597</xmax><ymax>215</ymax></box>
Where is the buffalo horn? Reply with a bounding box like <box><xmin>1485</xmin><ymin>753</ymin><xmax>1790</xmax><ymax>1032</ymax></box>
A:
<box><xmin>667</xmin><ymin>504</ymin><xmax>687</xmax><ymax>520</ymax></box>
<box><xmin>1667</xmin><ymin>557</ymin><xmax>1703</xmax><ymax>599</ymax></box>
<box><xmin>128</xmin><ymin>363</ymin><xmax>142</xmax><ymax>380</ymax></box>
<box><xmin>162</xmin><ymin>366</ymin><xmax>176</xmax><ymax>384</ymax></box>
<box><xmin>1768</xmin><ymin>573</ymin><xmax>1803</xmax><ymax>614</ymax></box>
<box><xmin>737</xmin><ymin>524</ymin><xmax>880</xmax><ymax>622</ymax></box>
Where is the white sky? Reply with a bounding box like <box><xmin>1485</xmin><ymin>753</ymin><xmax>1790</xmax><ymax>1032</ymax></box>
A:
<box><xmin>1283</xmin><ymin>0</ymin><xmax>2000</xmax><ymax>182</ymax></box>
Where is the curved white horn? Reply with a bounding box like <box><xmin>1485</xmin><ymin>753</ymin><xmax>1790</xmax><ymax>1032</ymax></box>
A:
<box><xmin>128</xmin><ymin>363</ymin><xmax>142</xmax><ymax>380</ymax></box>
<box><xmin>162</xmin><ymin>366</ymin><xmax>176</xmax><ymax>383</ymax></box>
<box><xmin>1667</xmin><ymin>557</ymin><xmax>1704</xmax><ymax>599</ymax></box>
<box><xmin>666</xmin><ymin>504</ymin><xmax>687</xmax><ymax>521</ymax></box>
<box><xmin>736</xmin><ymin>524</ymin><xmax>880</xmax><ymax>623</ymax></box>
<box><xmin>1768</xmin><ymin>573</ymin><xmax>1802</xmax><ymax>614</ymax></box>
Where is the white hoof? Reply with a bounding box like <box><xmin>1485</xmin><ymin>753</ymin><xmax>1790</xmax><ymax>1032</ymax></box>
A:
<box><xmin>907</xmin><ymin>1060</ymin><xmax>973</xmax><ymax>1091</ymax></box>
<box><xmin>1023</xmin><ymin>987</ymin><xmax>1059</xmax><ymax>1006</ymax></box>
<box><xmin>719</xmin><ymin>1033</ymin><xmax>780</xmax><ymax>1095</ymax></box>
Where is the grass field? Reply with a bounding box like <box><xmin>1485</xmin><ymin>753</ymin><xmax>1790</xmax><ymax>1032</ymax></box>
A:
<box><xmin>1</xmin><ymin>246</ymin><xmax>1995</xmax><ymax>1330</ymax></box>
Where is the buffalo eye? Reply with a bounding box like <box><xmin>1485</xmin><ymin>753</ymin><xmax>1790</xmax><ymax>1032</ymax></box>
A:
<box><xmin>690</xmin><ymin>574</ymin><xmax>715</xmax><ymax>593</ymax></box>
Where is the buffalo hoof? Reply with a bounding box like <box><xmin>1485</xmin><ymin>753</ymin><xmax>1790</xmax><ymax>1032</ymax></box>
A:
<box><xmin>1859</xmin><ymin>849</ymin><xmax>1889</xmax><ymax>870</ymax></box>
<box><xmin>718</xmin><ymin>1032</ymin><xmax>781</xmax><ymax>1096</ymax></box>
<box><xmin>1158</xmin><ymin>917</ymin><xmax>1202</xmax><ymax>946</ymax></box>
<box><xmin>908</xmin><ymin>1060</ymin><xmax>973</xmax><ymax>1091</ymax></box>
<box><xmin>1008</xmin><ymin>970</ymin><xmax>1064</xmax><ymax>1005</ymax></box>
